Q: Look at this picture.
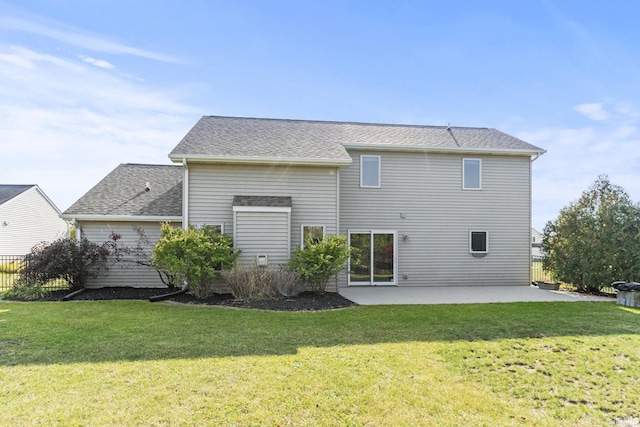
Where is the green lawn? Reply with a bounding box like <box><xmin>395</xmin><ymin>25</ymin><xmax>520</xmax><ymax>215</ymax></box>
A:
<box><xmin>1</xmin><ymin>300</ymin><xmax>638</xmax><ymax>426</ymax></box>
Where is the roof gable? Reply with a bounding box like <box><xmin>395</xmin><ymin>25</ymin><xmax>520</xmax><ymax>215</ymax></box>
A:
<box><xmin>169</xmin><ymin>116</ymin><xmax>545</xmax><ymax>164</ymax></box>
<box><xmin>0</xmin><ymin>185</ymin><xmax>34</xmax><ymax>206</ymax></box>
<box><xmin>170</xmin><ymin>116</ymin><xmax>353</xmax><ymax>165</ymax></box>
<box><xmin>62</xmin><ymin>164</ymin><xmax>182</xmax><ymax>218</ymax></box>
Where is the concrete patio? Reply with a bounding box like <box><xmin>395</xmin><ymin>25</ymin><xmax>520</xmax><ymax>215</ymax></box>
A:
<box><xmin>339</xmin><ymin>285</ymin><xmax>614</xmax><ymax>305</ymax></box>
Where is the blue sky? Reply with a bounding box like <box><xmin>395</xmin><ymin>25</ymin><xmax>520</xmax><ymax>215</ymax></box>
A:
<box><xmin>1</xmin><ymin>0</ymin><xmax>639</xmax><ymax>231</ymax></box>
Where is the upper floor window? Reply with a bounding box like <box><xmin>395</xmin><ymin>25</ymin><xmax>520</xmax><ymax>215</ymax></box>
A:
<box><xmin>360</xmin><ymin>155</ymin><xmax>381</xmax><ymax>188</ymax></box>
<box><xmin>463</xmin><ymin>158</ymin><xmax>482</xmax><ymax>190</ymax></box>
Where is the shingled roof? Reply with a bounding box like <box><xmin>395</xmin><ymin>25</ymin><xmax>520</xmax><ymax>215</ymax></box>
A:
<box><xmin>232</xmin><ymin>195</ymin><xmax>292</xmax><ymax>208</ymax></box>
<box><xmin>169</xmin><ymin>116</ymin><xmax>545</xmax><ymax>164</ymax></box>
<box><xmin>0</xmin><ymin>185</ymin><xmax>34</xmax><ymax>206</ymax></box>
<box><xmin>62</xmin><ymin>164</ymin><xmax>182</xmax><ymax>219</ymax></box>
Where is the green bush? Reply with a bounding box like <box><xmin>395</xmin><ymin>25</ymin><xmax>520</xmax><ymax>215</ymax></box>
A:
<box><xmin>18</xmin><ymin>238</ymin><xmax>109</xmax><ymax>291</ymax></box>
<box><xmin>221</xmin><ymin>265</ymin><xmax>301</xmax><ymax>300</ymax></box>
<box><xmin>4</xmin><ymin>282</ymin><xmax>50</xmax><ymax>301</ymax></box>
<box><xmin>287</xmin><ymin>235</ymin><xmax>351</xmax><ymax>293</ymax></box>
<box><xmin>152</xmin><ymin>224</ymin><xmax>240</xmax><ymax>298</ymax></box>
<box><xmin>543</xmin><ymin>175</ymin><xmax>640</xmax><ymax>292</ymax></box>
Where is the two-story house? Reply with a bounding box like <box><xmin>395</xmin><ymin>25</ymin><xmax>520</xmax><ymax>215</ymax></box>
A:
<box><xmin>62</xmin><ymin>116</ymin><xmax>545</xmax><ymax>291</ymax></box>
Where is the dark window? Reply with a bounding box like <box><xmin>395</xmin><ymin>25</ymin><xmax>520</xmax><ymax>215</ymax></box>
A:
<box><xmin>470</xmin><ymin>231</ymin><xmax>488</xmax><ymax>253</ymax></box>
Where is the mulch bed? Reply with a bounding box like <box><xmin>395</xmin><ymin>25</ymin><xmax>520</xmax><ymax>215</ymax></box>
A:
<box><xmin>28</xmin><ymin>287</ymin><xmax>357</xmax><ymax>311</ymax></box>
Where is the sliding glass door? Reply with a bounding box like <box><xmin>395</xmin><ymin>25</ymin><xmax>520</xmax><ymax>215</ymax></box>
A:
<box><xmin>348</xmin><ymin>230</ymin><xmax>397</xmax><ymax>286</ymax></box>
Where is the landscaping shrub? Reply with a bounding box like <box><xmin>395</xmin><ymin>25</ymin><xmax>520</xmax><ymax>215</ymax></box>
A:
<box><xmin>152</xmin><ymin>224</ymin><xmax>240</xmax><ymax>298</ymax></box>
<box><xmin>287</xmin><ymin>235</ymin><xmax>350</xmax><ymax>293</ymax></box>
<box><xmin>543</xmin><ymin>175</ymin><xmax>640</xmax><ymax>292</ymax></box>
<box><xmin>221</xmin><ymin>265</ymin><xmax>301</xmax><ymax>300</ymax></box>
<box><xmin>18</xmin><ymin>238</ymin><xmax>109</xmax><ymax>291</ymax></box>
<box><xmin>102</xmin><ymin>228</ymin><xmax>178</xmax><ymax>287</ymax></box>
<box><xmin>275</xmin><ymin>268</ymin><xmax>303</xmax><ymax>297</ymax></box>
<box><xmin>4</xmin><ymin>282</ymin><xmax>49</xmax><ymax>301</ymax></box>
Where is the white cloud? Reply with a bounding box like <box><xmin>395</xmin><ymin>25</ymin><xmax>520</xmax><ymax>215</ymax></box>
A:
<box><xmin>0</xmin><ymin>45</ymin><xmax>84</xmax><ymax>72</ymax></box>
<box><xmin>0</xmin><ymin>15</ymin><xmax>179</xmax><ymax>63</ymax></box>
<box><xmin>0</xmin><ymin>45</ymin><xmax>198</xmax><ymax>211</ymax></box>
<box><xmin>80</xmin><ymin>55</ymin><xmax>115</xmax><ymax>69</ymax></box>
<box><xmin>574</xmin><ymin>102</ymin><xmax>609</xmax><ymax>121</ymax></box>
<box><xmin>520</xmin><ymin>108</ymin><xmax>640</xmax><ymax>230</ymax></box>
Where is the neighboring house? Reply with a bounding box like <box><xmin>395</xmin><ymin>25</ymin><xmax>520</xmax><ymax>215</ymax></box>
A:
<box><xmin>62</xmin><ymin>116</ymin><xmax>546</xmax><ymax>291</ymax></box>
<box><xmin>531</xmin><ymin>227</ymin><xmax>545</xmax><ymax>259</ymax></box>
<box><xmin>0</xmin><ymin>185</ymin><xmax>68</xmax><ymax>255</ymax></box>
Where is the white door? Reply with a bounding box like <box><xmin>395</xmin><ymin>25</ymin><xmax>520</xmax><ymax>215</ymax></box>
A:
<box><xmin>348</xmin><ymin>230</ymin><xmax>397</xmax><ymax>286</ymax></box>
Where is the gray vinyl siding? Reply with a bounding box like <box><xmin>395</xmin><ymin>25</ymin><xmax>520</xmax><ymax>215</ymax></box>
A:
<box><xmin>79</xmin><ymin>221</ymin><xmax>170</xmax><ymax>288</ymax></box>
<box><xmin>0</xmin><ymin>187</ymin><xmax>68</xmax><ymax>255</ymax></box>
<box><xmin>340</xmin><ymin>150</ymin><xmax>532</xmax><ymax>287</ymax></box>
<box><xmin>188</xmin><ymin>163</ymin><xmax>339</xmax><ymax>256</ymax></box>
<box><xmin>235</xmin><ymin>211</ymin><xmax>290</xmax><ymax>267</ymax></box>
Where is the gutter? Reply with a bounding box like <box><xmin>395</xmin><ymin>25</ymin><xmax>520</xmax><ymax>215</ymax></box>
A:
<box><xmin>59</xmin><ymin>214</ymin><xmax>183</xmax><ymax>222</ymax></box>
<box><xmin>169</xmin><ymin>155</ymin><xmax>352</xmax><ymax>167</ymax></box>
<box><xmin>342</xmin><ymin>143</ymin><xmax>546</xmax><ymax>157</ymax></box>
<box><xmin>531</xmin><ymin>153</ymin><xmax>543</xmax><ymax>162</ymax></box>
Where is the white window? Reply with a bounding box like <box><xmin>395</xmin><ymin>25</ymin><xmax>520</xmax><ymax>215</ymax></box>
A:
<box><xmin>301</xmin><ymin>225</ymin><xmax>325</xmax><ymax>248</ymax></box>
<box><xmin>194</xmin><ymin>223</ymin><xmax>224</xmax><ymax>234</ymax></box>
<box><xmin>463</xmin><ymin>158</ymin><xmax>482</xmax><ymax>190</ymax></box>
<box><xmin>469</xmin><ymin>230</ymin><xmax>489</xmax><ymax>254</ymax></box>
<box><xmin>360</xmin><ymin>155</ymin><xmax>381</xmax><ymax>188</ymax></box>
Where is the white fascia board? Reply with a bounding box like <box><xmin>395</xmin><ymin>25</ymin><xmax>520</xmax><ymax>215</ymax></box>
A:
<box><xmin>232</xmin><ymin>206</ymin><xmax>292</xmax><ymax>213</ymax></box>
<box><xmin>343</xmin><ymin>143</ymin><xmax>546</xmax><ymax>156</ymax></box>
<box><xmin>169</xmin><ymin>154</ymin><xmax>352</xmax><ymax>167</ymax></box>
<box><xmin>60</xmin><ymin>214</ymin><xmax>183</xmax><ymax>222</ymax></box>
<box><xmin>33</xmin><ymin>185</ymin><xmax>63</xmax><ymax>215</ymax></box>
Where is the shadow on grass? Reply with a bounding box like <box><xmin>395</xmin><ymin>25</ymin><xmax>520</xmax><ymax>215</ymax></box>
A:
<box><xmin>0</xmin><ymin>300</ymin><xmax>638</xmax><ymax>366</ymax></box>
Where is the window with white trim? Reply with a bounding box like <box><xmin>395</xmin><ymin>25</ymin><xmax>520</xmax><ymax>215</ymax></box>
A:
<box><xmin>194</xmin><ymin>223</ymin><xmax>224</xmax><ymax>234</ymax></box>
<box><xmin>360</xmin><ymin>155</ymin><xmax>381</xmax><ymax>188</ymax></box>
<box><xmin>469</xmin><ymin>230</ymin><xmax>489</xmax><ymax>254</ymax></box>
<box><xmin>301</xmin><ymin>225</ymin><xmax>325</xmax><ymax>248</ymax></box>
<box><xmin>463</xmin><ymin>158</ymin><xmax>482</xmax><ymax>190</ymax></box>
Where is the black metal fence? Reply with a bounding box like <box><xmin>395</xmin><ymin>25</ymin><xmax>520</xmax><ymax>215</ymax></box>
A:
<box><xmin>531</xmin><ymin>256</ymin><xmax>554</xmax><ymax>283</ymax></box>
<box><xmin>0</xmin><ymin>255</ymin><xmax>69</xmax><ymax>291</ymax></box>
<box><xmin>531</xmin><ymin>256</ymin><xmax>616</xmax><ymax>294</ymax></box>
<box><xmin>0</xmin><ymin>254</ymin><xmax>615</xmax><ymax>293</ymax></box>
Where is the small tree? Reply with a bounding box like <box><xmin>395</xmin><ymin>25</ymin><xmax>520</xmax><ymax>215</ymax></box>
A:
<box><xmin>152</xmin><ymin>223</ymin><xmax>240</xmax><ymax>298</ymax></box>
<box><xmin>103</xmin><ymin>227</ymin><xmax>177</xmax><ymax>286</ymax></box>
<box><xmin>542</xmin><ymin>175</ymin><xmax>640</xmax><ymax>292</ymax></box>
<box><xmin>287</xmin><ymin>235</ymin><xmax>351</xmax><ymax>293</ymax></box>
<box><xmin>18</xmin><ymin>237</ymin><xmax>110</xmax><ymax>291</ymax></box>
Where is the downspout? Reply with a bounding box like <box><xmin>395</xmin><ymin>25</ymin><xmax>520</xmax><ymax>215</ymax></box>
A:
<box><xmin>336</xmin><ymin>168</ymin><xmax>340</xmax><ymax>236</ymax></box>
<box><xmin>148</xmin><ymin>285</ymin><xmax>189</xmax><ymax>302</ymax></box>
<box><xmin>182</xmin><ymin>158</ymin><xmax>189</xmax><ymax>230</ymax></box>
<box><xmin>74</xmin><ymin>219</ymin><xmax>81</xmax><ymax>241</ymax></box>
<box><xmin>529</xmin><ymin>152</ymin><xmax>542</xmax><ymax>285</ymax></box>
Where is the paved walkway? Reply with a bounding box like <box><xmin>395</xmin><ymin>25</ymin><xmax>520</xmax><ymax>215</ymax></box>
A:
<box><xmin>339</xmin><ymin>285</ymin><xmax>614</xmax><ymax>305</ymax></box>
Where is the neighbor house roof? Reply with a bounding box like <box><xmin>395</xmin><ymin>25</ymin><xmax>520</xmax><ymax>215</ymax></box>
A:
<box><xmin>0</xmin><ymin>184</ymin><xmax>63</xmax><ymax>214</ymax></box>
<box><xmin>62</xmin><ymin>164</ymin><xmax>183</xmax><ymax>221</ymax></box>
<box><xmin>0</xmin><ymin>185</ymin><xmax>35</xmax><ymax>206</ymax></box>
<box><xmin>169</xmin><ymin>116</ymin><xmax>545</xmax><ymax>165</ymax></box>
